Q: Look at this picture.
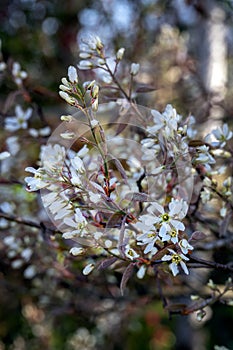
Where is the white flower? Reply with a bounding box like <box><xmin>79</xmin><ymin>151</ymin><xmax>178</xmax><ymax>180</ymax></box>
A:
<box><xmin>137</xmin><ymin>231</ymin><xmax>159</xmax><ymax>255</ymax></box>
<box><xmin>79</xmin><ymin>52</ymin><xmax>92</xmax><ymax>59</ymax></box>
<box><xmin>83</xmin><ymin>35</ymin><xmax>103</xmax><ymax>51</ymax></box>
<box><xmin>25</xmin><ymin>167</ymin><xmax>48</xmax><ymax>191</ymax></box>
<box><xmin>139</xmin><ymin>199</ymin><xmax>186</xmax><ymax>237</ymax></box>
<box><xmin>68</xmin><ymin>65</ymin><xmax>78</xmax><ymax>83</ymax></box>
<box><xmin>21</xmin><ymin>248</ymin><xmax>33</xmax><ymax>261</ymax></box>
<box><xmin>116</xmin><ymin>48</ymin><xmax>125</xmax><ymax>60</ymax></box>
<box><xmin>0</xmin><ymin>62</ymin><xmax>7</xmax><ymax>71</ymax></box>
<box><xmin>90</xmin><ymin>119</ymin><xmax>99</xmax><ymax>128</ymax></box>
<box><xmin>124</xmin><ymin>244</ymin><xmax>140</xmax><ymax>260</ymax></box>
<box><xmin>159</xmin><ymin>227</ymin><xmax>179</xmax><ymax>244</ymax></box>
<box><xmin>130</xmin><ymin>63</ymin><xmax>140</xmax><ymax>75</ymax></box>
<box><xmin>147</xmin><ymin>105</ymin><xmax>179</xmax><ymax>138</ymax></box>
<box><xmin>78</xmin><ymin>60</ymin><xmax>94</xmax><ymax>70</ymax></box>
<box><xmin>212</xmin><ymin>123</ymin><xmax>233</xmax><ymax>147</ymax></box>
<box><xmin>137</xmin><ymin>265</ymin><xmax>147</xmax><ymax>279</ymax></box>
<box><xmin>200</xmin><ymin>188</ymin><xmax>212</xmax><ymax>203</ymax></box>
<box><xmin>71</xmin><ymin>155</ymin><xmax>85</xmax><ymax>174</ymax></box>
<box><xmin>24</xmin><ymin>265</ymin><xmax>36</xmax><ymax>279</ymax></box>
<box><xmin>0</xmin><ymin>151</ymin><xmax>10</xmax><ymax>160</ymax></box>
<box><xmin>60</xmin><ymin>115</ymin><xmax>73</xmax><ymax>122</ymax></box>
<box><xmin>195</xmin><ymin>145</ymin><xmax>215</xmax><ymax>166</ymax></box>
<box><xmin>59</xmin><ymin>91</ymin><xmax>76</xmax><ymax>105</ymax></box>
<box><xmin>40</xmin><ymin>144</ymin><xmax>66</xmax><ymax>172</ymax></box>
<box><xmin>83</xmin><ymin>263</ymin><xmax>95</xmax><ymax>275</ymax></box>
<box><xmin>5</xmin><ymin>105</ymin><xmax>33</xmax><ymax>132</ymax></box>
<box><xmin>89</xmin><ymin>192</ymin><xmax>101</xmax><ymax>203</ymax></box>
<box><xmin>162</xmin><ymin>248</ymin><xmax>189</xmax><ymax>276</ymax></box>
<box><xmin>178</xmin><ymin>239</ymin><xmax>194</xmax><ymax>255</ymax></box>
<box><xmin>77</xmin><ymin>144</ymin><xmax>89</xmax><ymax>158</ymax></box>
<box><xmin>12</xmin><ymin>62</ymin><xmax>27</xmax><ymax>85</ymax></box>
<box><xmin>6</xmin><ymin>136</ymin><xmax>20</xmax><ymax>155</ymax></box>
<box><xmin>63</xmin><ymin>208</ymin><xmax>87</xmax><ymax>230</ymax></box>
<box><xmin>220</xmin><ymin>206</ymin><xmax>227</xmax><ymax>217</ymax></box>
<box><xmin>70</xmin><ymin>247</ymin><xmax>84</xmax><ymax>256</ymax></box>
<box><xmin>60</xmin><ymin>132</ymin><xmax>75</xmax><ymax>139</ymax></box>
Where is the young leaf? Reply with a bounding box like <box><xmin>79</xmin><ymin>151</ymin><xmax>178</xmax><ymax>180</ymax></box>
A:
<box><xmin>97</xmin><ymin>257</ymin><xmax>118</xmax><ymax>270</ymax></box>
<box><xmin>120</xmin><ymin>263</ymin><xmax>135</xmax><ymax>295</ymax></box>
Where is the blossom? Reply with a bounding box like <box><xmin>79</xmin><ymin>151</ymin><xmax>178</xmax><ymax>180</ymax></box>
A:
<box><xmin>0</xmin><ymin>62</ymin><xmax>7</xmax><ymax>72</ymax></box>
<box><xmin>137</xmin><ymin>199</ymin><xmax>187</xmax><ymax>238</ymax></box>
<box><xmin>59</xmin><ymin>91</ymin><xmax>76</xmax><ymax>105</ymax></box>
<box><xmin>40</xmin><ymin>144</ymin><xmax>66</xmax><ymax>172</ymax></box>
<box><xmin>212</xmin><ymin>123</ymin><xmax>233</xmax><ymax>147</ymax></box>
<box><xmin>116</xmin><ymin>48</ymin><xmax>125</xmax><ymax>60</ymax></box>
<box><xmin>130</xmin><ymin>63</ymin><xmax>140</xmax><ymax>75</ymax></box>
<box><xmin>25</xmin><ymin>167</ymin><xmax>48</xmax><ymax>191</ymax></box>
<box><xmin>159</xmin><ymin>227</ymin><xmax>179</xmax><ymax>244</ymax></box>
<box><xmin>124</xmin><ymin>244</ymin><xmax>140</xmax><ymax>260</ymax></box>
<box><xmin>83</xmin><ymin>263</ymin><xmax>95</xmax><ymax>275</ymax></box>
<box><xmin>136</xmin><ymin>231</ymin><xmax>159</xmax><ymax>255</ymax></box>
<box><xmin>78</xmin><ymin>60</ymin><xmax>94</xmax><ymax>70</ymax></box>
<box><xmin>70</xmin><ymin>155</ymin><xmax>85</xmax><ymax>174</ymax></box>
<box><xmin>69</xmin><ymin>247</ymin><xmax>85</xmax><ymax>256</ymax></box>
<box><xmin>5</xmin><ymin>105</ymin><xmax>33</xmax><ymax>132</ymax></box>
<box><xmin>12</xmin><ymin>62</ymin><xmax>27</xmax><ymax>85</ymax></box>
<box><xmin>178</xmin><ymin>239</ymin><xmax>194</xmax><ymax>255</ymax></box>
<box><xmin>68</xmin><ymin>65</ymin><xmax>78</xmax><ymax>83</ymax></box>
<box><xmin>147</xmin><ymin>104</ymin><xmax>179</xmax><ymax>139</ymax></box>
<box><xmin>162</xmin><ymin>248</ymin><xmax>189</xmax><ymax>276</ymax></box>
<box><xmin>195</xmin><ymin>145</ymin><xmax>215</xmax><ymax>167</ymax></box>
<box><xmin>137</xmin><ymin>265</ymin><xmax>147</xmax><ymax>279</ymax></box>
<box><xmin>63</xmin><ymin>208</ymin><xmax>87</xmax><ymax>232</ymax></box>
<box><xmin>0</xmin><ymin>151</ymin><xmax>10</xmax><ymax>160</ymax></box>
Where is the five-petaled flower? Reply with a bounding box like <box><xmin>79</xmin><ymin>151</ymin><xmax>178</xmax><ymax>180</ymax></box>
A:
<box><xmin>5</xmin><ymin>105</ymin><xmax>33</xmax><ymax>132</ymax></box>
<box><xmin>162</xmin><ymin>248</ymin><xmax>189</xmax><ymax>276</ymax></box>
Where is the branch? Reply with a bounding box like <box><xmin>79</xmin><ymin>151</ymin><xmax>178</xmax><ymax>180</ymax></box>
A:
<box><xmin>0</xmin><ymin>212</ymin><xmax>57</xmax><ymax>234</ymax></box>
<box><xmin>189</xmin><ymin>255</ymin><xmax>233</xmax><ymax>272</ymax></box>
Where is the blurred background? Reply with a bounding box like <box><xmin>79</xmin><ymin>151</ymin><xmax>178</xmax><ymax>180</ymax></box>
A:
<box><xmin>0</xmin><ymin>0</ymin><xmax>233</xmax><ymax>349</ymax></box>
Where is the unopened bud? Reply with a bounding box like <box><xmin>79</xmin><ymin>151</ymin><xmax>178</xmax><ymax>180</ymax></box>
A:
<box><xmin>130</xmin><ymin>63</ymin><xmax>140</xmax><ymax>76</ymax></box>
<box><xmin>92</xmin><ymin>98</ymin><xmax>98</xmax><ymax>112</ymax></box>
<box><xmin>60</xmin><ymin>131</ymin><xmax>75</xmax><ymax>139</ymax></box>
<box><xmin>59</xmin><ymin>91</ymin><xmax>76</xmax><ymax>105</ymax></box>
<box><xmin>91</xmin><ymin>84</ymin><xmax>99</xmax><ymax>98</ymax></box>
<box><xmin>116</xmin><ymin>48</ymin><xmax>125</xmax><ymax>61</ymax></box>
<box><xmin>59</xmin><ymin>84</ymin><xmax>71</xmax><ymax>92</ymax></box>
<box><xmin>60</xmin><ymin>115</ymin><xmax>73</xmax><ymax>122</ymax></box>
<box><xmin>61</xmin><ymin>77</ymin><xmax>69</xmax><ymax>86</ymax></box>
<box><xmin>79</xmin><ymin>52</ymin><xmax>92</xmax><ymax>59</ymax></box>
<box><xmin>78</xmin><ymin>60</ymin><xmax>94</xmax><ymax>70</ymax></box>
<box><xmin>68</xmin><ymin>65</ymin><xmax>78</xmax><ymax>83</ymax></box>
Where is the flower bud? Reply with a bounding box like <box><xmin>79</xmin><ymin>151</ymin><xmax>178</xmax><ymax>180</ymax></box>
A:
<box><xmin>60</xmin><ymin>115</ymin><xmax>73</xmax><ymax>122</ymax></box>
<box><xmin>60</xmin><ymin>132</ymin><xmax>75</xmax><ymax>139</ymax></box>
<box><xmin>92</xmin><ymin>98</ymin><xmax>98</xmax><ymax>112</ymax></box>
<box><xmin>78</xmin><ymin>60</ymin><xmax>94</xmax><ymax>70</ymax></box>
<box><xmin>59</xmin><ymin>91</ymin><xmax>76</xmax><ymax>105</ymax></box>
<box><xmin>130</xmin><ymin>63</ymin><xmax>140</xmax><ymax>76</ymax></box>
<box><xmin>68</xmin><ymin>65</ymin><xmax>78</xmax><ymax>83</ymax></box>
<box><xmin>59</xmin><ymin>84</ymin><xmax>71</xmax><ymax>92</ymax></box>
<box><xmin>79</xmin><ymin>52</ymin><xmax>92</xmax><ymax>59</ymax></box>
<box><xmin>116</xmin><ymin>48</ymin><xmax>125</xmax><ymax>60</ymax></box>
<box><xmin>91</xmin><ymin>84</ymin><xmax>99</xmax><ymax>98</ymax></box>
<box><xmin>61</xmin><ymin>77</ymin><xmax>69</xmax><ymax>86</ymax></box>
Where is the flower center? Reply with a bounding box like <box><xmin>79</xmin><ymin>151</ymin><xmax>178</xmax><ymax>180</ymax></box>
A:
<box><xmin>161</xmin><ymin>213</ymin><xmax>170</xmax><ymax>222</ymax></box>
<box><xmin>128</xmin><ymin>249</ymin><xmax>134</xmax><ymax>257</ymax></box>
<box><xmin>170</xmin><ymin>229</ymin><xmax>177</xmax><ymax>238</ymax></box>
<box><xmin>148</xmin><ymin>233</ymin><xmax>156</xmax><ymax>238</ymax></box>
<box><xmin>172</xmin><ymin>254</ymin><xmax>182</xmax><ymax>264</ymax></box>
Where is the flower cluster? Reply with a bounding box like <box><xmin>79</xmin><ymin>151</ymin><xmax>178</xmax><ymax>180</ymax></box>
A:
<box><xmin>23</xmin><ymin>35</ymin><xmax>233</xmax><ymax>293</ymax></box>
